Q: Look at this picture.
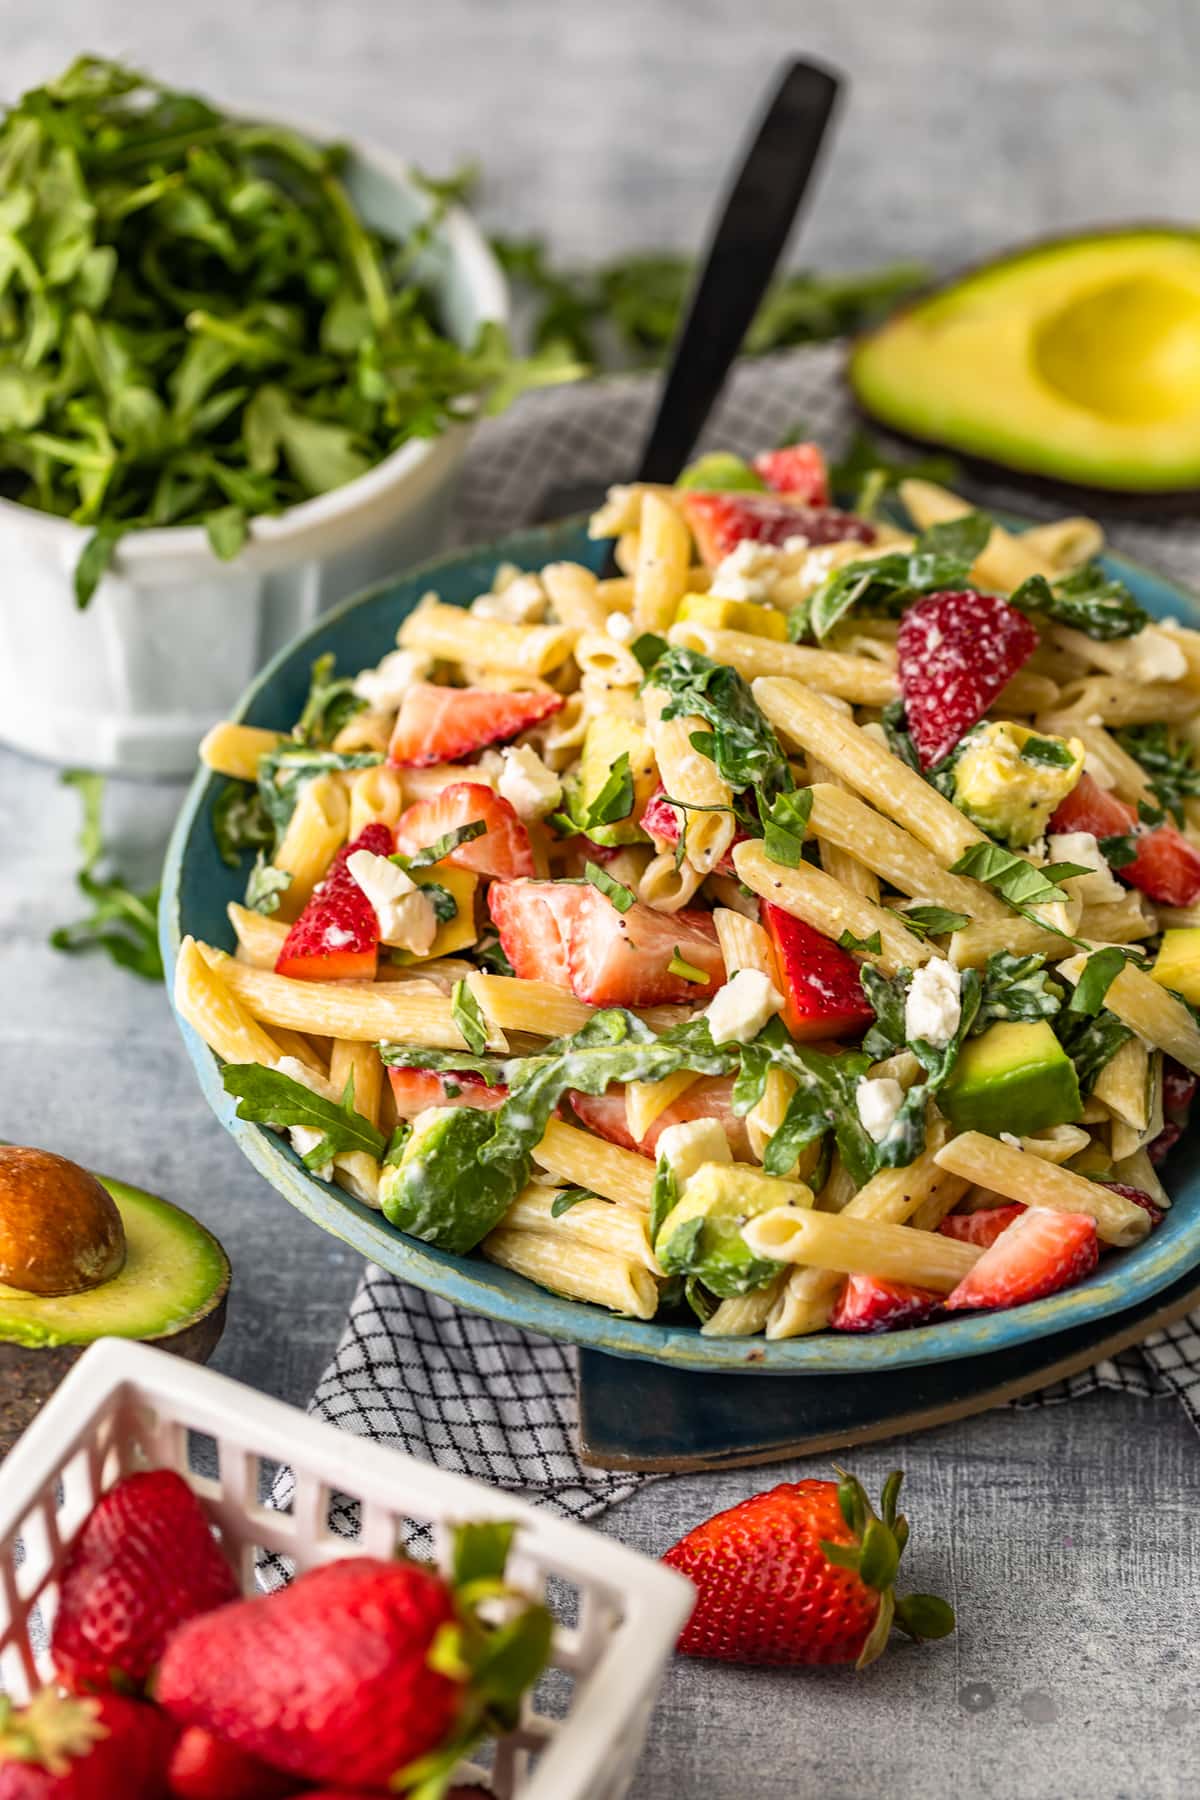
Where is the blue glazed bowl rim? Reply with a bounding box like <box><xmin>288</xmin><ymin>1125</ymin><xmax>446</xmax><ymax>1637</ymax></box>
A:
<box><xmin>161</xmin><ymin>515</ymin><xmax>1200</xmax><ymax>1373</ymax></box>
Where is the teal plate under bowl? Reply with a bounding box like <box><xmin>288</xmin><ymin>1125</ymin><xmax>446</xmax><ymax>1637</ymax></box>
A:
<box><xmin>161</xmin><ymin>517</ymin><xmax>1200</xmax><ymax>1372</ymax></box>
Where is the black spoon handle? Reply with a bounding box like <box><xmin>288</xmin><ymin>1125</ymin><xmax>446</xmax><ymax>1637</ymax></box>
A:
<box><xmin>633</xmin><ymin>58</ymin><xmax>842</xmax><ymax>487</ymax></box>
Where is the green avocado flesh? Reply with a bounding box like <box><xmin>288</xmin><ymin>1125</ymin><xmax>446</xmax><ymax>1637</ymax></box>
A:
<box><xmin>850</xmin><ymin>229</ymin><xmax>1200</xmax><ymax>492</ymax></box>
<box><xmin>940</xmin><ymin>1021</ymin><xmax>1083</xmax><ymax>1138</ymax></box>
<box><xmin>0</xmin><ymin>1177</ymin><xmax>229</xmax><ymax>1349</ymax></box>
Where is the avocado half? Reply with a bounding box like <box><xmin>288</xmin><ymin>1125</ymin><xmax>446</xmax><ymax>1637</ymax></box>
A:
<box><xmin>0</xmin><ymin>1177</ymin><xmax>230</xmax><ymax>1454</ymax></box>
<box><xmin>849</xmin><ymin>227</ymin><xmax>1200</xmax><ymax>500</ymax></box>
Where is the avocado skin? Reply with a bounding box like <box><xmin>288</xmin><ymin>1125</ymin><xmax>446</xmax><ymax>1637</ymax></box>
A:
<box><xmin>848</xmin><ymin>224</ymin><xmax>1200</xmax><ymax>512</ymax></box>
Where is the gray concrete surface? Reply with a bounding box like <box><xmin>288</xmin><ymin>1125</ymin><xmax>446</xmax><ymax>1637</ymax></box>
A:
<box><xmin>3</xmin><ymin>3</ymin><xmax>1199</xmax><ymax>1793</ymax></box>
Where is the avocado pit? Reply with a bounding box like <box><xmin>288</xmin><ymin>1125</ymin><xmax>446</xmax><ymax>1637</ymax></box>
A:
<box><xmin>0</xmin><ymin>1145</ymin><xmax>125</xmax><ymax>1297</ymax></box>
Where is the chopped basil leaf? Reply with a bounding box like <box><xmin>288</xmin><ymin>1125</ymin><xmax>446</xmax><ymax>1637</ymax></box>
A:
<box><xmin>550</xmin><ymin>1188</ymin><xmax>595</xmax><ymax>1218</ymax></box>
<box><xmin>294</xmin><ymin>652</ymin><xmax>367</xmax><ymax>748</ymax></box>
<box><xmin>1020</xmin><ymin>735</ymin><xmax>1077</xmax><ymax>770</ymax></box>
<box><xmin>649</xmin><ymin>1158</ymin><xmax>680</xmax><ymax>1241</ymax></box>
<box><xmin>422</xmin><ymin>882</ymin><xmax>458</xmax><ymax>925</ymax></box>
<box><xmin>474</xmin><ymin>929</ymin><xmax>515</xmax><ymax>977</ymax></box>
<box><xmin>976</xmin><ymin>951</ymin><xmax>1064</xmax><ymax>1030</ymax></box>
<box><xmin>644</xmin><ymin>646</ymin><xmax>793</xmax><ymax>803</ymax></box>
<box><xmin>808</xmin><ymin>512</ymin><xmax>992</xmax><ymax>640</ymax></box>
<box><xmin>889</xmin><ymin>904</ymin><xmax>970</xmax><ymax>942</ymax></box>
<box><xmin>393</xmin><ymin>819</ymin><xmax>486</xmax><ymax>871</ymax></box>
<box><xmin>1057</xmin><ymin>1008</ymin><xmax>1134</xmax><ymax>1094</ymax></box>
<box><xmin>257</xmin><ymin>746</ymin><xmax>383</xmax><ymax>845</ymax></box>
<box><xmin>1068</xmin><ymin>946</ymin><xmax>1130</xmax><ymax>1018</ymax></box>
<box><xmin>630</xmin><ymin>632</ymin><xmax>668</xmax><ymax>672</ymax></box>
<box><xmin>583</xmin><ymin>753</ymin><xmax>636</xmax><ymax>830</ymax></box>
<box><xmin>1098</xmin><ymin>832</ymin><xmax>1139</xmax><ymax>870</ymax></box>
<box><xmin>838</xmin><ymin>928</ymin><xmax>883</xmax><ymax>954</ymax></box>
<box><xmin>1009</xmin><ymin>565</ymin><xmax>1148</xmax><ymax>641</ymax></box>
<box><xmin>1115</xmin><ymin>724</ymin><xmax>1200</xmax><ymax>825</ymax></box>
<box><xmin>585</xmin><ymin>860</ymin><xmax>636</xmax><ymax>913</ymax></box>
<box><xmin>451</xmin><ymin>979</ymin><xmax>489</xmax><ymax>1054</ymax></box>
<box><xmin>245</xmin><ymin>854</ymin><xmax>292</xmax><ymax>916</ymax></box>
<box><xmin>950</xmin><ymin>843</ymin><xmax>1090</xmax><ymax>940</ymax></box>
<box><xmin>762</xmin><ymin>786</ymin><xmax>813</xmax><ymax>868</ymax></box>
<box><xmin>667</xmin><ymin>947</ymin><xmax>711</xmax><ymax>984</ymax></box>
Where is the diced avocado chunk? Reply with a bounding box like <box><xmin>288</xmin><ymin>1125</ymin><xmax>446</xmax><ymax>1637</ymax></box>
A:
<box><xmin>379</xmin><ymin>1107</ymin><xmax>520</xmax><ymax>1254</ymax></box>
<box><xmin>391</xmin><ymin>866</ymin><xmax>479</xmax><ymax>964</ymax></box>
<box><xmin>940</xmin><ymin>1021</ymin><xmax>1083</xmax><ymax>1136</ymax></box>
<box><xmin>676</xmin><ymin>592</ymin><xmax>788</xmax><ymax>641</ymax></box>
<box><xmin>951</xmin><ymin>721</ymin><xmax>1085</xmax><ymax>847</ymax></box>
<box><xmin>574</xmin><ymin>712</ymin><xmax>657</xmax><ymax>845</ymax></box>
<box><xmin>675</xmin><ymin>453</ymin><xmax>766</xmax><ymax>493</ymax></box>
<box><xmin>654</xmin><ymin>1163</ymin><xmax>810</xmax><ymax>1298</ymax></box>
<box><xmin>1151</xmin><ymin>927</ymin><xmax>1200</xmax><ymax>1006</ymax></box>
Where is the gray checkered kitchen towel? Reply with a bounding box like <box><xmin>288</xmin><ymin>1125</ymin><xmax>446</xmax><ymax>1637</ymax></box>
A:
<box><xmin>299</xmin><ymin>345</ymin><xmax>1200</xmax><ymax>1522</ymax></box>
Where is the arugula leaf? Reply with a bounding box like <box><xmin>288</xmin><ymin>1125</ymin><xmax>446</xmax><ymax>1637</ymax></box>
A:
<box><xmin>667</xmin><ymin>947</ymin><xmax>711</xmax><ymax>984</ymax></box>
<box><xmin>649</xmin><ymin>1158</ymin><xmax>679</xmax><ymax>1241</ymax></box>
<box><xmin>222</xmin><ymin>1062</ymin><xmax>386</xmax><ymax>1167</ymax></box>
<box><xmin>1114</xmin><ymin>724</ymin><xmax>1200</xmax><ymax>825</ymax></box>
<box><xmin>949</xmin><ymin>843</ymin><xmax>1090</xmax><ymax>939</ymax></box>
<box><xmin>393</xmin><ymin>819</ymin><xmax>486</xmax><ymax>871</ymax></box>
<box><xmin>976</xmin><ymin>951</ymin><xmax>1064</xmax><ymax>1030</ymax></box>
<box><xmin>585</xmin><ymin>860</ymin><xmax>636</xmax><ymax>913</ymax></box>
<box><xmin>256</xmin><ymin>746</ymin><xmax>383</xmax><ymax>844</ymax></box>
<box><xmin>383</xmin><ymin>1123</ymin><xmax>411</xmax><ymax>1167</ymax></box>
<box><xmin>1057</xmin><ymin>1008</ymin><xmax>1134</xmax><ymax>1094</ymax></box>
<box><xmin>573</xmin><ymin>754</ymin><xmax>636</xmax><ymax>836</ymax></box>
<box><xmin>1067</xmin><ymin>946</ymin><xmax>1130</xmax><ymax>1018</ymax></box>
<box><xmin>212</xmin><ymin>780</ymin><xmax>273</xmax><ymax>869</ymax></box>
<box><xmin>806</xmin><ymin>513</ymin><xmax>992</xmax><ymax>641</ymax></box>
<box><xmin>422</xmin><ymin>882</ymin><xmax>458</xmax><ymax>925</ymax></box>
<box><xmin>244</xmin><ymin>853</ymin><xmax>292</xmax><ymax>916</ymax></box>
<box><xmin>733</xmin><ymin>1020</ymin><xmax>876</xmax><ymax>1184</ymax></box>
<box><xmin>762</xmin><ymin>787</ymin><xmax>813</xmax><ymax>868</ymax></box>
<box><xmin>646</xmin><ymin>646</ymin><xmax>793</xmax><ymax>803</ymax></box>
<box><xmin>1009</xmin><ymin>565</ymin><xmax>1148</xmax><ymax>641</ymax></box>
<box><xmin>50</xmin><ymin>771</ymin><xmax>164</xmax><ymax>982</ymax></box>
<box><xmin>879</xmin><ymin>700</ymin><xmax>922</xmax><ymax>774</ymax></box>
<box><xmin>550</xmin><ymin>1188</ymin><xmax>595</xmax><ymax>1218</ymax></box>
<box><xmin>630</xmin><ymin>633</ymin><xmax>669</xmax><ymax>673</ymax></box>
<box><xmin>856</xmin><ymin>964</ymin><xmax>983</xmax><ymax>1166</ymax></box>
<box><xmin>473</xmin><ymin>930</ymin><xmax>515</xmax><ymax>978</ymax></box>
<box><xmin>889</xmin><ymin>905</ymin><xmax>969</xmax><ymax>942</ymax></box>
<box><xmin>294</xmin><ymin>652</ymin><xmax>366</xmax><ymax>748</ymax></box>
<box><xmin>451</xmin><ymin>979</ymin><xmax>488</xmax><ymax>1055</ymax></box>
<box><xmin>839</xmin><ymin>928</ymin><xmax>883</xmax><ymax>955</ymax></box>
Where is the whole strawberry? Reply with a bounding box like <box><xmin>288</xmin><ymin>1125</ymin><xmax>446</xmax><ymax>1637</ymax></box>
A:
<box><xmin>156</xmin><ymin>1532</ymin><xmax>552</xmax><ymax>1792</ymax></box>
<box><xmin>166</xmin><ymin>1727</ymin><xmax>299</xmax><ymax>1799</ymax></box>
<box><xmin>52</xmin><ymin>1470</ymin><xmax>238</xmax><ymax>1695</ymax></box>
<box><xmin>663</xmin><ymin>1468</ymin><xmax>954</xmax><ymax>1668</ymax></box>
<box><xmin>0</xmin><ymin>1690</ymin><xmax>175</xmax><ymax>1800</ymax></box>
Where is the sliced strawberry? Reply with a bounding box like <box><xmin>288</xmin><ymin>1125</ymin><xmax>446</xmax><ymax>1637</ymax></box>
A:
<box><xmin>1049</xmin><ymin>772</ymin><xmax>1200</xmax><ymax>907</ymax></box>
<box><xmin>487</xmin><ymin>879</ymin><xmax>584</xmax><ymax>986</ymax></box>
<box><xmin>389</xmin><ymin>683</ymin><xmax>563</xmax><ymax>768</ymax></box>
<box><xmin>567</xmin><ymin>889</ymin><xmax>726</xmax><ymax>1006</ymax></box>
<box><xmin>896</xmin><ymin>590</ymin><xmax>1039</xmax><ymax>769</ymax></box>
<box><xmin>678</xmin><ymin>491</ymin><xmax>875</xmax><ymax>567</ymax></box>
<box><xmin>388</xmin><ymin>1067</ymin><xmax>508</xmax><ymax>1116</ymax></box>
<box><xmin>393</xmin><ymin>783</ymin><xmax>533</xmax><ymax>880</ymax></box>
<box><xmin>830</xmin><ymin>1273</ymin><xmax>940</xmax><ymax>1333</ymax></box>
<box><xmin>753</xmin><ymin>444</ymin><xmax>829</xmax><ymax>505</ymax></box>
<box><xmin>938</xmin><ymin>1203</ymin><xmax>1027</xmax><ymax>1249</ymax></box>
<box><xmin>1163</xmin><ymin>1059</ymin><xmax>1197</xmax><ymax>1119</ymax></box>
<box><xmin>1149</xmin><ymin>1122</ymin><xmax>1184</xmax><ymax>1167</ymax></box>
<box><xmin>761</xmin><ymin>903</ymin><xmax>875</xmax><ymax>1042</ymax></box>
<box><xmin>639</xmin><ymin>786</ymin><xmax>744</xmax><ymax>876</ymax></box>
<box><xmin>943</xmin><ymin>1206</ymin><xmax>1098</xmax><ymax>1312</ymax></box>
<box><xmin>1101</xmin><ymin>1181</ymin><xmax>1165</xmax><ymax>1228</ymax></box>
<box><xmin>275</xmin><ymin>822</ymin><xmax>394</xmax><ymax>982</ymax></box>
<box><xmin>566</xmin><ymin>1074</ymin><xmax>752</xmax><ymax>1159</ymax></box>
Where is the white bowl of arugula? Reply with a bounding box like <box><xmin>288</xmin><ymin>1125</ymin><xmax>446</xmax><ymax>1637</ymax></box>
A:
<box><xmin>0</xmin><ymin>57</ymin><xmax>572</xmax><ymax>777</ymax></box>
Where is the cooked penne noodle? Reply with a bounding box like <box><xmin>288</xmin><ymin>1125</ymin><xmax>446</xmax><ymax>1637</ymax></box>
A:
<box><xmin>466</xmin><ymin>972</ymin><xmax>682</xmax><ymax>1040</ymax></box>
<box><xmin>637</xmin><ymin>850</ymin><xmax>705</xmax><ymax>913</ymax></box>
<box><xmin>898</xmin><ymin>478</ymin><xmax>1046</xmax><ymax>590</ymax></box>
<box><xmin>540</xmin><ymin>561</ymin><xmax>609</xmax><ymax>633</ymax></box>
<box><xmin>174</xmin><ymin>937</ymin><xmax>282</xmax><ymax>1068</ymax></box>
<box><xmin>991</xmin><ymin>670</ymin><xmax>1061</xmax><ymax>715</ymax></box>
<box><xmin>228</xmin><ymin>902</ymin><xmax>288</xmax><ymax>968</ymax></box>
<box><xmin>500</xmin><ymin>1184</ymin><xmax>659</xmax><ymax>1272</ymax></box>
<box><xmin>399</xmin><ymin>596</ymin><xmax>573</xmax><ymax>675</ymax></box>
<box><xmin>1017</xmin><ymin>1124</ymin><xmax>1092</xmax><ymax>1165</ymax></box>
<box><xmin>269</xmin><ymin>1027</ymin><xmax>327</xmax><ymax>1074</ymax></box>
<box><xmin>632</xmin><ymin>490</ymin><xmax>692</xmax><ymax>633</ymax></box>
<box><xmin>806</xmin><ymin>784</ymin><xmax>1003</xmax><ymax>918</ymax></box>
<box><xmin>1045</xmin><ymin>677</ymin><xmax>1199</xmax><ymax>729</ymax></box>
<box><xmin>713</xmin><ymin>908</ymin><xmax>779</xmax><ymax>981</ymax></box>
<box><xmin>702</xmin><ymin>1273</ymin><xmax>788</xmax><ymax>1338</ymax></box>
<box><xmin>329</xmin><ymin>1039</ymin><xmax>384</xmax><ymax>1130</ymax></box>
<box><xmin>332</xmin><ymin>709</ymin><xmax>393</xmax><ymax>756</ymax></box>
<box><xmin>532</xmin><ymin>1118</ymin><xmax>655</xmax><ymax>1213</ymax></box>
<box><xmin>199</xmin><ymin>721</ymin><xmax>285</xmax><ymax>781</ymax></box>
<box><xmin>806</xmin><ymin>763</ymin><xmax>881</xmax><ymax>903</ymax></box>
<box><xmin>743</xmin><ymin>1208</ymin><xmax>980</xmax><ymax>1292</ymax></box>
<box><xmin>574</xmin><ymin>631</ymin><xmax>645</xmax><ymax>689</ymax></box>
<box><xmin>933</xmin><ymin>1133</ymin><xmax>1151</xmax><ymax>1246</ymax></box>
<box><xmin>1058</xmin><ymin>722</ymin><xmax>1153</xmax><ymax>804</ymax></box>
<box><xmin>1074</xmin><ymin>957</ymin><xmax>1200</xmax><ymax>1075</ymax></box>
<box><xmin>482</xmin><ymin>1229</ymin><xmax>659</xmax><ymax>1319</ymax></box>
<box><xmin>667</xmin><ymin>622</ymin><xmax>899</xmax><ymax>706</ymax></box>
<box><xmin>643</xmin><ymin>684</ymin><xmax>736</xmax><ymax>874</ymax></box>
<box><xmin>272</xmin><ymin>774</ymin><xmax>349</xmax><ymax>921</ymax></box>
<box><xmin>733</xmin><ymin>840</ymin><xmax>931</xmax><ymax>975</ymax></box>
<box><xmin>1019</xmin><ymin>516</ymin><xmax>1105</xmax><ymax>573</ymax></box>
<box><xmin>348</xmin><ymin>763</ymin><xmax>406</xmax><ymax>837</ymax></box>
<box><xmin>1092</xmin><ymin>1037</ymin><xmax>1151</xmax><ymax>1132</ymax></box>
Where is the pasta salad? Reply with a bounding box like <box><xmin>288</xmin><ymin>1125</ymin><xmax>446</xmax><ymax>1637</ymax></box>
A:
<box><xmin>182</xmin><ymin>443</ymin><xmax>1200</xmax><ymax>1341</ymax></box>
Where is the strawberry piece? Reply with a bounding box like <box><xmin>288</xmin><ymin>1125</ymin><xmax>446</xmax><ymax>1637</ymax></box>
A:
<box><xmin>155</xmin><ymin>1557</ymin><xmax>467</xmax><ymax>1789</ymax></box>
<box><xmin>388</xmin><ymin>683</ymin><xmax>563</xmax><ymax>768</ymax></box>
<box><xmin>663</xmin><ymin>1467</ymin><xmax>953</xmax><ymax>1667</ymax></box>
<box><xmin>1048</xmin><ymin>772</ymin><xmax>1200</xmax><ymax>907</ymax></box>
<box><xmin>1101</xmin><ymin>1181</ymin><xmax>1165</xmax><ymax>1228</ymax></box>
<box><xmin>274</xmin><ymin>823</ymin><xmax>393</xmax><ymax>983</ymax></box>
<box><xmin>830</xmin><ymin>1274</ymin><xmax>940</xmax><ymax>1333</ymax></box>
<box><xmin>678</xmin><ymin>491</ymin><xmax>875</xmax><ymax>567</ymax></box>
<box><xmin>51</xmin><ymin>1469</ymin><xmax>237</xmax><ymax>1696</ymax></box>
<box><xmin>566</xmin><ymin>1074</ymin><xmax>752</xmax><ymax>1159</ymax></box>
<box><xmin>943</xmin><ymin>1205</ymin><xmax>1098</xmax><ymax>1312</ymax></box>
<box><xmin>897</xmin><ymin>590</ymin><xmax>1039</xmax><ymax>768</ymax></box>
<box><xmin>752</xmin><ymin>443</ymin><xmax>830</xmax><ymax>505</ymax></box>
<box><xmin>167</xmin><ymin>1727</ymin><xmax>299</xmax><ymax>1800</ymax></box>
<box><xmin>388</xmin><ymin>1067</ymin><xmax>508</xmax><ymax>1116</ymax></box>
<box><xmin>392</xmin><ymin>783</ymin><xmax>534</xmax><ymax>881</ymax></box>
<box><xmin>639</xmin><ymin>787</ymin><xmax>743</xmax><ymax>876</ymax></box>
<box><xmin>761</xmin><ymin>903</ymin><xmax>874</xmax><ymax>1041</ymax></box>
<box><xmin>489</xmin><ymin>879</ymin><xmax>726</xmax><ymax>1006</ymax></box>
<box><xmin>938</xmin><ymin>1203</ymin><xmax>1027</xmax><ymax>1249</ymax></box>
<box><xmin>1149</xmin><ymin>1122</ymin><xmax>1184</xmax><ymax>1167</ymax></box>
<box><xmin>0</xmin><ymin>1692</ymin><xmax>177</xmax><ymax>1800</ymax></box>
<box><xmin>1163</xmin><ymin>1059</ymin><xmax>1197</xmax><ymax>1119</ymax></box>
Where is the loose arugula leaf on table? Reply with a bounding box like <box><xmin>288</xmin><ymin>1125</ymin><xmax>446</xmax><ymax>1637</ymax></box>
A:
<box><xmin>1115</xmin><ymin>724</ymin><xmax>1200</xmax><ymax>824</ymax></box>
<box><xmin>245</xmin><ymin>853</ymin><xmax>292</xmax><ymax>916</ymax></box>
<box><xmin>949</xmin><ymin>843</ymin><xmax>1091</xmax><ymax>941</ymax></box>
<box><xmin>645</xmin><ymin>646</ymin><xmax>793</xmax><ymax>805</ymax></box>
<box><xmin>1009</xmin><ymin>565</ymin><xmax>1149</xmax><ymax>641</ymax></box>
<box><xmin>222</xmin><ymin>1063</ymin><xmax>387</xmax><ymax>1168</ymax></box>
<box><xmin>803</xmin><ymin>513</ymin><xmax>993</xmax><ymax>642</ymax></box>
<box><xmin>50</xmin><ymin>771</ymin><xmax>164</xmax><ymax>981</ymax></box>
<box><xmin>0</xmin><ymin>58</ymin><xmax>579</xmax><ymax>600</ymax></box>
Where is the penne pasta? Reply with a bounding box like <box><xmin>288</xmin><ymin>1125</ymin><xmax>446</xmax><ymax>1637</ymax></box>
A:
<box><xmin>806</xmin><ymin>783</ymin><xmax>1004</xmax><ymax>918</ymax></box>
<box><xmin>643</xmin><ymin>684</ymin><xmax>736</xmax><ymax>874</ymax></box>
<box><xmin>733</xmin><ymin>840</ymin><xmax>932</xmax><ymax>975</ymax></box>
<box><xmin>933</xmin><ymin>1133</ymin><xmax>1151</xmax><ymax>1246</ymax></box>
<box><xmin>500</xmin><ymin>1184</ymin><xmax>659</xmax><ymax>1273</ymax></box>
<box><xmin>743</xmin><ymin>1208</ymin><xmax>980</xmax><ymax>1292</ymax></box>
<box><xmin>531</xmin><ymin>1118</ymin><xmax>655</xmax><ymax>1213</ymax></box>
<box><xmin>199</xmin><ymin>721</ymin><xmax>284</xmax><ymax>781</ymax></box>
<box><xmin>540</xmin><ymin>561</ymin><xmax>609</xmax><ymax>633</ymax></box>
<box><xmin>174</xmin><ymin>937</ymin><xmax>283</xmax><ymax>1068</ymax></box>
<box><xmin>272</xmin><ymin>774</ymin><xmax>349</xmax><ymax>921</ymax></box>
<box><xmin>667</xmin><ymin>622</ymin><xmax>898</xmax><ymax>706</ymax></box>
<box><xmin>399</xmin><ymin>595</ymin><xmax>574</xmax><ymax>675</ymax></box>
<box><xmin>633</xmin><ymin>490</ymin><xmax>692</xmax><ymax>633</ymax></box>
<box><xmin>228</xmin><ymin>902</ymin><xmax>288</xmax><ymax>969</ymax></box>
<box><xmin>482</xmin><ymin>1229</ymin><xmax>659</xmax><ymax>1319</ymax></box>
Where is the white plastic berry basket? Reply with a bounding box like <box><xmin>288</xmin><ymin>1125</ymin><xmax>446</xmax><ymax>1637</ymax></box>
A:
<box><xmin>0</xmin><ymin>1340</ymin><xmax>692</xmax><ymax>1800</ymax></box>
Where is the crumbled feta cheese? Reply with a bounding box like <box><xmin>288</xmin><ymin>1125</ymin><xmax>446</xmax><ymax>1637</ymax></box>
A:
<box><xmin>656</xmin><ymin>1118</ymin><xmax>732</xmax><ymax>1188</ymax></box>
<box><xmin>709</xmin><ymin>539</ymin><xmax>781</xmax><ymax>603</ymax></box>
<box><xmin>471</xmin><ymin>574</ymin><xmax>546</xmax><ymax>624</ymax></box>
<box><xmin>606</xmin><ymin>611</ymin><xmax>635</xmax><ymax>643</ymax></box>
<box><xmin>1127</xmin><ymin>626</ymin><xmax>1187</xmax><ymax>684</ymax></box>
<box><xmin>272</xmin><ymin>1056</ymin><xmax>341</xmax><ymax>1179</ymax></box>
<box><xmin>904</xmin><ymin>960</ymin><xmax>962</xmax><ymax>1049</ymax></box>
<box><xmin>1047</xmin><ymin>830</ymin><xmax>1124</xmax><ymax>905</ymax></box>
<box><xmin>497</xmin><ymin>744</ymin><xmax>562</xmax><ymax>821</ymax></box>
<box><xmin>1000</xmin><ymin>1131</ymin><xmax>1023</xmax><ymax>1150</ymax></box>
<box><xmin>353</xmin><ymin>649</ymin><xmax>431</xmax><ymax>712</ymax></box>
<box><xmin>706</xmin><ymin>968</ymin><xmax>785</xmax><ymax>1046</ymax></box>
<box><xmin>855</xmin><ymin>1076</ymin><xmax>905</xmax><ymax>1144</ymax></box>
<box><xmin>346</xmin><ymin>849</ymin><xmax>437</xmax><ymax>955</ymax></box>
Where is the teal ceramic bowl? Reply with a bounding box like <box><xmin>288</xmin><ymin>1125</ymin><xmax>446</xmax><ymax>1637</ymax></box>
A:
<box><xmin>161</xmin><ymin>520</ymin><xmax>1200</xmax><ymax>1371</ymax></box>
